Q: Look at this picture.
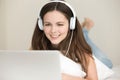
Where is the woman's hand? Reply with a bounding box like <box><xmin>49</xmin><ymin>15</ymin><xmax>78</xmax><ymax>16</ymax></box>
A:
<box><xmin>62</xmin><ymin>73</ymin><xmax>85</xmax><ymax>80</ymax></box>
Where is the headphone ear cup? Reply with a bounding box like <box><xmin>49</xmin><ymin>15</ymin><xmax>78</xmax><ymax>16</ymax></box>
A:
<box><xmin>38</xmin><ymin>17</ymin><xmax>43</xmax><ymax>30</ymax></box>
<box><xmin>70</xmin><ymin>17</ymin><xmax>75</xmax><ymax>30</ymax></box>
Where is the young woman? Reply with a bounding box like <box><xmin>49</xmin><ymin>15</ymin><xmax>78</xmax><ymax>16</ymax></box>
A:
<box><xmin>31</xmin><ymin>1</ymin><xmax>98</xmax><ymax>80</ymax></box>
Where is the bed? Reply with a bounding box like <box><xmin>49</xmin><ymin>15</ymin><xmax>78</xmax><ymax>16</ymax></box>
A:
<box><xmin>106</xmin><ymin>65</ymin><xmax>120</xmax><ymax>80</ymax></box>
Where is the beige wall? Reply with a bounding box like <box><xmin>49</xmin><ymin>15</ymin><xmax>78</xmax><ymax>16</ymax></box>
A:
<box><xmin>0</xmin><ymin>0</ymin><xmax>120</xmax><ymax>66</ymax></box>
<box><xmin>0</xmin><ymin>0</ymin><xmax>6</xmax><ymax>49</ymax></box>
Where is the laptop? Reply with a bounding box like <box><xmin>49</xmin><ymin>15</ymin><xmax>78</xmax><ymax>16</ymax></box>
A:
<box><xmin>0</xmin><ymin>50</ymin><xmax>61</xmax><ymax>80</ymax></box>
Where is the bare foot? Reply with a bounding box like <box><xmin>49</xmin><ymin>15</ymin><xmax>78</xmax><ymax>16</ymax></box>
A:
<box><xmin>81</xmin><ymin>17</ymin><xmax>94</xmax><ymax>31</ymax></box>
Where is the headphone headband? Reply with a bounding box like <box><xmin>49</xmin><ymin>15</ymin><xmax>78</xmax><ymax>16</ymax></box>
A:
<box><xmin>38</xmin><ymin>1</ymin><xmax>76</xmax><ymax>30</ymax></box>
<box><xmin>50</xmin><ymin>1</ymin><xmax>76</xmax><ymax>18</ymax></box>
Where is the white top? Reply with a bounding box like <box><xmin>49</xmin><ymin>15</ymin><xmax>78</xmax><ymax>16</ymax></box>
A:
<box><xmin>60</xmin><ymin>53</ymin><xmax>114</xmax><ymax>79</ymax></box>
<box><xmin>60</xmin><ymin>54</ymin><xmax>86</xmax><ymax>78</ymax></box>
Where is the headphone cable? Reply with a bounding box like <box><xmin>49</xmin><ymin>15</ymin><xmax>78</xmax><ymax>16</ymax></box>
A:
<box><xmin>65</xmin><ymin>30</ymin><xmax>73</xmax><ymax>56</ymax></box>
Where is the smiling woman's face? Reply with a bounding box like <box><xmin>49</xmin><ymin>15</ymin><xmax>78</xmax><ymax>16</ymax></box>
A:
<box><xmin>43</xmin><ymin>10</ymin><xmax>69</xmax><ymax>45</ymax></box>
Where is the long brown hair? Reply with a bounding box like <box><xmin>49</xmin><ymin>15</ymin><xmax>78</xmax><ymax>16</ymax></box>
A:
<box><xmin>31</xmin><ymin>1</ymin><xmax>92</xmax><ymax>75</ymax></box>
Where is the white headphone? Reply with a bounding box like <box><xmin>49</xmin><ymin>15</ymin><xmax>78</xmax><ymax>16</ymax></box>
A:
<box><xmin>38</xmin><ymin>1</ymin><xmax>76</xmax><ymax>30</ymax></box>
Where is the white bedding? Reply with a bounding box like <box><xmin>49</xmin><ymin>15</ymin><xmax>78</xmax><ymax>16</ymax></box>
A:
<box><xmin>106</xmin><ymin>65</ymin><xmax>120</xmax><ymax>80</ymax></box>
<box><xmin>60</xmin><ymin>54</ymin><xmax>120</xmax><ymax>80</ymax></box>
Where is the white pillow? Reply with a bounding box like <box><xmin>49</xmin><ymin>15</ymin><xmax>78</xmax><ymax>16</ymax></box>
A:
<box><xmin>93</xmin><ymin>56</ymin><xmax>114</xmax><ymax>80</ymax></box>
<box><xmin>60</xmin><ymin>54</ymin><xmax>86</xmax><ymax>78</ymax></box>
<box><xmin>60</xmin><ymin>54</ymin><xmax>114</xmax><ymax>80</ymax></box>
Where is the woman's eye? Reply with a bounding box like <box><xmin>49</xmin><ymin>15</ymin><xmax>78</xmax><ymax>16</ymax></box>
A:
<box><xmin>58</xmin><ymin>24</ymin><xmax>64</xmax><ymax>26</ymax></box>
<box><xmin>44</xmin><ymin>24</ymin><xmax>51</xmax><ymax>26</ymax></box>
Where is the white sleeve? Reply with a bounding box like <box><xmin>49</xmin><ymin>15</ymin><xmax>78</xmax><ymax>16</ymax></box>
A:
<box><xmin>60</xmin><ymin>54</ymin><xmax>86</xmax><ymax>78</ymax></box>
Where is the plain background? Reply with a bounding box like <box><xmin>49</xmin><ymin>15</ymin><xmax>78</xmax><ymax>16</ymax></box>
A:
<box><xmin>0</xmin><ymin>0</ymin><xmax>120</xmax><ymax>66</ymax></box>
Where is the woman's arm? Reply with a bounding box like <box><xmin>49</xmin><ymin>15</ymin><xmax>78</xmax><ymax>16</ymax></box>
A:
<box><xmin>62</xmin><ymin>57</ymin><xmax>98</xmax><ymax>80</ymax></box>
<box><xmin>85</xmin><ymin>56</ymin><xmax>98</xmax><ymax>80</ymax></box>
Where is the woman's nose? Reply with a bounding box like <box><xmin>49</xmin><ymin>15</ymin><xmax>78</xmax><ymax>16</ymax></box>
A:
<box><xmin>51</xmin><ymin>26</ymin><xmax>57</xmax><ymax>33</ymax></box>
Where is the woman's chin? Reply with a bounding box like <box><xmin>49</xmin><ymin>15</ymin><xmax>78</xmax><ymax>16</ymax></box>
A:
<box><xmin>50</xmin><ymin>40</ymin><xmax>61</xmax><ymax>45</ymax></box>
<box><xmin>51</xmin><ymin>41</ymin><xmax>60</xmax><ymax>45</ymax></box>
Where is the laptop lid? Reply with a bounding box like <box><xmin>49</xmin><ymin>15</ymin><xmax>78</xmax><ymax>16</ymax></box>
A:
<box><xmin>0</xmin><ymin>50</ymin><xmax>61</xmax><ymax>80</ymax></box>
